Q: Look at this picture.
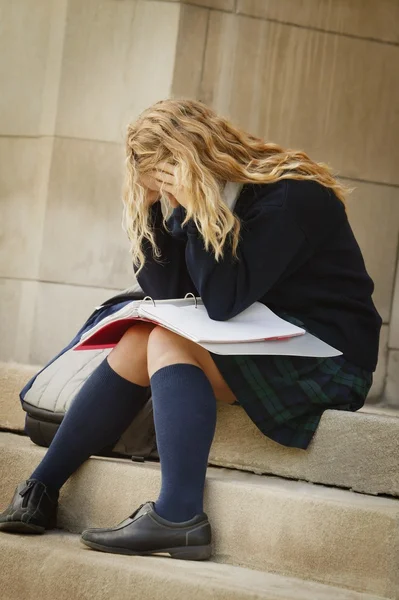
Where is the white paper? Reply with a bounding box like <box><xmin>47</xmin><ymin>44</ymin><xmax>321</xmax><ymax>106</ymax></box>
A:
<box><xmin>200</xmin><ymin>332</ymin><xmax>342</xmax><ymax>357</ymax></box>
<box><xmin>78</xmin><ymin>297</ymin><xmax>342</xmax><ymax>358</ymax></box>
<box><xmin>138</xmin><ymin>302</ymin><xmax>305</xmax><ymax>343</ymax></box>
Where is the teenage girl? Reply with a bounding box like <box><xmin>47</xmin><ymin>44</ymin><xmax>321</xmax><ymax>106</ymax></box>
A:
<box><xmin>0</xmin><ymin>99</ymin><xmax>381</xmax><ymax>561</ymax></box>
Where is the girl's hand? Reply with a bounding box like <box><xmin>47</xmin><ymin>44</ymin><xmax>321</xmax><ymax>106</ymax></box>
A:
<box><xmin>150</xmin><ymin>162</ymin><xmax>186</xmax><ymax>208</ymax></box>
<box><xmin>139</xmin><ymin>175</ymin><xmax>161</xmax><ymax>205</ymax></box>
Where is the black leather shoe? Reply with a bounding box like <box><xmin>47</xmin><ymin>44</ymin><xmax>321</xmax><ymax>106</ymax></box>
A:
<box><xmin>0</xmin><ymin>479</ymin><xmax>59</xmax><ymax>534</ymax></box>
<box><xmin>81</xmin><ymin>502</ymin><xmax>212</xmax><ymax>560</ymax></box>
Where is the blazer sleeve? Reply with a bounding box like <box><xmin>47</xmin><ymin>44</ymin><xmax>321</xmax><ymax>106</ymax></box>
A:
<box><xmin>134</xmin><ymin>203</ymin><xmax>197</xmax><ymax>300</ymax></box>
<box><xmin>185</xmin><ymin>201</ymin><xmax>307</xmax><ymax>321</ymax></box>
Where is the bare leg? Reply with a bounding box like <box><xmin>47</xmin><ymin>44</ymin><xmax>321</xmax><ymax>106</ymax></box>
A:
<box><xmin>147</xmin><ymin>326</ymin><xmax>237</xmax><ymax>404</ymax></box>
<box><xmin>107</xmin><ymin>322</ymin><xmax>156</xmax><ymax>385</ymax></box>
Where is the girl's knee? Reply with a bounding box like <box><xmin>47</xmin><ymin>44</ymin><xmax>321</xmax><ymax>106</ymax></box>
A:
<box><xmin>120</xmin><ymin>322</ymin><xmax>155</xmax><ymax>344</ymax></box>
<box><xmin>108</xmin><ymin>323</ymin><xmax>155</xmax><ymax>387</ymax></box>
<box><xmin>110</xmin><ymin>323</ymin><xmax>154</xmax><ymax>364</ymax></box>
<box><xmin>148</xmin><ymin>326</ymin><xmax>198</xmax><ymax>356</ymax></box>
<box><xmin>148</xmin><ymin>325</ymin><xmax>180</xmax><ymax>345</ymax></box>
<box><xmin>147</xmin><ymin>326</ymin><xmax>200</xmax><ymax>375</ymax></box>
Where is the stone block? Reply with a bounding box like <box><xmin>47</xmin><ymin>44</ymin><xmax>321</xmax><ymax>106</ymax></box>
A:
<box><xmin>39</xmin><ymin>137</ymin><xmax>134</xmax><ymax>289</ymax></box>
<box><xmin>0</xmin><ymin>137</ymin><xmax>53</xmax><ymax>280</ymax></box>
<box><xmin>237</xmin><ymin>0</ymin><xmax>399</xmax><ymax>43</ymax></box>
<box><xmin>345</xmin><ymin>181</ymin><xmax>399</xmax><ymax>322</ymax></box>
<box><xmin>0</xmin><ymin>531</ymin><xmax>382</xmax><ymax>600</ymax></box>
<box><xmin>56</xmin><ymin>0</ymin><xmax>181</xmax><ymax>142</ymax></box>
<box><xmin>30</xmin><ymin>282</ymin><xmax>122</xmax><ymax>365</ymax></box>
<box><xmin>167</xmin><ymin>0</ymin><xmax>234</xmax><ymax>8</ymax></box>
<box><xmin>210</xmin><ymin>402</ymin><xmax>399</xmax><ymax>497</ymax></box>
<box><xmin>385</xmin><ymin>350</ymin><xmax>399</xmax><ymax>408</ymax></box>
<box><xmin>0</xmin><ymin>363</ymin><xmax>39</xmax><ymax>432</ymax></box>
<box><xmin>0</xmin><ymin>0</ymin><xmax>53</xmax><ymax>135</ymax></box>
<box><xmin>0</xmin><ymin>279</ymin><xmax>120</xmax><ymax>365</ymax></box>
<box><xmin>368</xmin><ymin>325</ymin><xmax>388</xmax><ymax>401</ymax></box>
<box><xmin>0</xmin><ymin>433</ymin><xmax>397</xmax><ymax>596</ymax></box>
<box><xmin>200</xmin><ymin>12</ymin><xmax>399</xmax><ymax>184</ymax></box>
<box><xmin>184</xmin><ymin>0</ymin><xmax>235</xmax><ymax>9</ymax></box>
<box><xmin>0</xmin><ymin>280</ymin><xmax>39</xmax><ymax>364</ymax></box>
<box><xmin>389</xmin><ymin>256</ymin><xmax>399</xmax><ymax>350</ymax></box>
<box><xmin>172</xmin><ymin>4</ymin><xmax>210</xmax><ymax>98</ymax></box>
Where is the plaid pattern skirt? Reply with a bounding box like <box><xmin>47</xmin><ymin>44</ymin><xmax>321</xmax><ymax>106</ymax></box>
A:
<box><xmin>211</xmin><ymin>352</ymin><xmax>372</xmax><ymax>450</ymax></box>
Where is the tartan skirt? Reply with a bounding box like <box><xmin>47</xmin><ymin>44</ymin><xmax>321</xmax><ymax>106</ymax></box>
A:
<box><xmin>211</xmin><ymin>350</ymin><xmax>373</xmax><ymax>450</ymax></box>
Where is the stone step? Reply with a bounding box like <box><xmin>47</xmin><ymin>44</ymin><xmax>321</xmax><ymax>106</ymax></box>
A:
<box><xmin>0</xmin><ymin>362</ymin><xmax>39</xmax><ymax>431</ymax></box>
<box><xmin>0</xmin><ymin>531</ymin><xmax>385</xmax><ymax>600</ymax></box>
<box><xmin>1</xmin><ymin>361</ymin><xmax>398</xmax><ymax>497</ymax></box>
<box><xmin>0</xmin><ymin>433</ymin><xmax>397</xmax><ymax>598</ymax></box>
<box><xmin>210</xmin><ymin>402</ymin><xmax>399</xmax><ymax>497</ymax></box>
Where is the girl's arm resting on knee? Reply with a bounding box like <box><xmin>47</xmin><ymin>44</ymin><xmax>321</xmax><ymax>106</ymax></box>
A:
<box><xmin>185</xmin><ymin>204</ymin><xmax>306</xmax><ymax>321</ymax></box>
<box><xmin>134</xmin><ymin>203</ymin><xmax>198</xmax><ymax>300</ymax></box>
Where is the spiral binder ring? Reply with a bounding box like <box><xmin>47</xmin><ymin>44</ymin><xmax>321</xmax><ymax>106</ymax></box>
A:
<box><xmin>142</xmin><ymin>294</ymin><xmax>198</xmax><ymax>308</ymax></box>
<box><xmin>143</xmin><ymin>296</ymin><xmax>156</xmax><ymax>306</ymax></box>
<box><xmin>184</xmin><ymin>292</ymin><xmax>198</xmax><ymax>308</ymax></box>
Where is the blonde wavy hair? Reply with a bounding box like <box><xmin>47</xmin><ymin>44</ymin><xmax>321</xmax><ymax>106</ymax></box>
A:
<box><xmin>123</xmin><ymin>99</ymin><xmax>347</xmax><ymax>273</ymax></box>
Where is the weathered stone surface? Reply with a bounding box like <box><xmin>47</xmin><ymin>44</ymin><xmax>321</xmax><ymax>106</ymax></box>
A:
<box><xmin>0</xmin><ymin>531</ymin><xmax>384</xmax><ymax>600</ymax></box>
<box><xmin>29</xmin><ymin>282</ymin><xmax>121</xmax><ymax>365</ymax></box>
<box><xmin>0</xmin><ymin>363</ymin><xmax>39</xmax><ymax>431</ymax></box>
<box><xmin>389</xmin><ymin>256</ymin><xmax>399</xmax><ymax>351</ymax></box>
<box><xmin>171</xmin><ymin>4</ymin><xmax>210</xmax><ymax>98</ymax></box>
<box><xmin>210</xmin><ymin>402</ymin><xmax>399</xmax><ymax>497</ymax></box>
<box><xmin>345</xmin><ymin>182</ymin><xmax>399</xmax><ymax>323</ymax></box>
<box><xmin>236</xmin><ymin>0</ymin><xmax>399</xmax><ymax>43</ymax></box>
<box><xmin>0</xmin><ymin>280</ymin><xmax>120</xmax><ymax>366</ymax></box>
<box><xmin>0</xmin><ymin>0</ymin><xmax>54</xmax><ymax>135</ymax></box>
<box><xmin>0</xmin><ymin>282</ymin><xmax>39</xmax><ymax>364</ymax></box>
<box><xmin>386</xmin><ymin>350</ymin><xmax>399</xmax><ymax>408</ymax></box>
<box><xmin>56</xmin><ymin>0</ymin><xmax>180</xmax><ymax>142</ymax></box>
<box><xmin>368</xmin><ymin>325</ymin><xmax>388</xmax><ymax>400</ymax></box>
<box><xmin>39</xmin><ymin>138</ymin><xmax>133</xmax><ymax>289</ymax></box>
<box><xmin>200</xmin><ymin>11</ymin><xmax>399</xmax><ymax>185</ymax></box>
<box><xmin>0</xmin><ymin>137</ymin><xmax>53</xmax><ymax>280</ymax></box>
<box><xmin>1</xmin><ymin>363</ymin><xmax>398</xmax><ymax>497</ymax></box>
<box><xmin>168</xmin><ymin>0</ymin><xmax>235</xmax><ymax>10</ymax></box>
<box><xmin>0</xmin><ymin>433</ymin><xmax>398</xmax><ymax>597</ymax></box>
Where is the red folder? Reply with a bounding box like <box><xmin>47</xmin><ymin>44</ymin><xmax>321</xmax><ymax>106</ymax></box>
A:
<box><xmin>74</xmin><ymin>317</ymin><xmax>154</xmax><ymax>351</ymax></box>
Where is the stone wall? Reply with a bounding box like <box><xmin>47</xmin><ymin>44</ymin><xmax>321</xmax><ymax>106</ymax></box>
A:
<box><xmin>0</xmin><ymin>0</ymin><xmax>398</xmax><ymax>403</ymax></box>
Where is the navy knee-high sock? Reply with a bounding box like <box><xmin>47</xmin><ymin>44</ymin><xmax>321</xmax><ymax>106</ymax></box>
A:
<box><xmin>150</xmin><ymin>364</ymin><xmax>217</xmax><ymax>522</ymax></box>
<box><xmin>30</xmin><ymin>358</ymin><xmax>148</xmax><ymax>491</ymax></box>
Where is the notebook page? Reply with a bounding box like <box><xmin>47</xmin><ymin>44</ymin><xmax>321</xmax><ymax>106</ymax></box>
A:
<box><xmin>138</xmin><ymin>302</ymin><xmax>305</xmax><ymax>343</ymax></box>
<box><xmin>200</xmin><ymin>333</ymin><xmax>342</xmax><ymax>356</ymax></box>
<box><xmin>79</xmin><ymin>301</ymin><xmax>141</xmax><ymax>342</ymax></box>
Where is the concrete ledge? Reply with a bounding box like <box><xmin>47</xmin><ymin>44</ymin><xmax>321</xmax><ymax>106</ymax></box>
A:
<box><xmin>0</xmin><ymin>433</ymin><xmax>397</xmax><ymax>598</ymax></box>
<box><xmin>0</xmin><ymin>362</ymin><xmax>39</xmax><ymax>432</ymax></box>
<box><xmin>210</xmin><ymin>403</ymin><xmax>399</xmax><ymax>497</ymax></box>
<box><xmin>0</xmin><ymin>531</ymin><xmax>384</xmax><ymax>600</ymax></box>
<box><xmin>1</xmin><ymin>362</ymin><xmax>399</xmax><ymax>497</ymax></box>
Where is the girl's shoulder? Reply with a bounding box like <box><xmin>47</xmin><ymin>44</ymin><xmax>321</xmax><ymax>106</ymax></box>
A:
<box><xmin>237</xmin><ymin>179</ymin><xmax>347</xmax><ymax>239</ymax></box>
<box><xmin>239</xmin><ymin>179</ymin><xmax>345</xmax><ymax>216</ymax></box>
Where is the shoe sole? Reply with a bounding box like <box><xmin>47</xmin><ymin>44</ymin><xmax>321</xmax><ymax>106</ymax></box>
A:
<box><xmin>80</xmin><ymin>538</ymin><xmax>211</xmax><ymax>561</ymax></box>
<box><xmin>0</xmin><ymin>521</ymin><xmax>45</xmax><ymax>534</ymax></box>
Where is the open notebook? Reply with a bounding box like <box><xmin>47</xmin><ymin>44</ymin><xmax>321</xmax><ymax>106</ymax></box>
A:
<box><xmin>74</xmin><ymin>296</ymin><xmax>342</xmax><ymax>357</ymax></box>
